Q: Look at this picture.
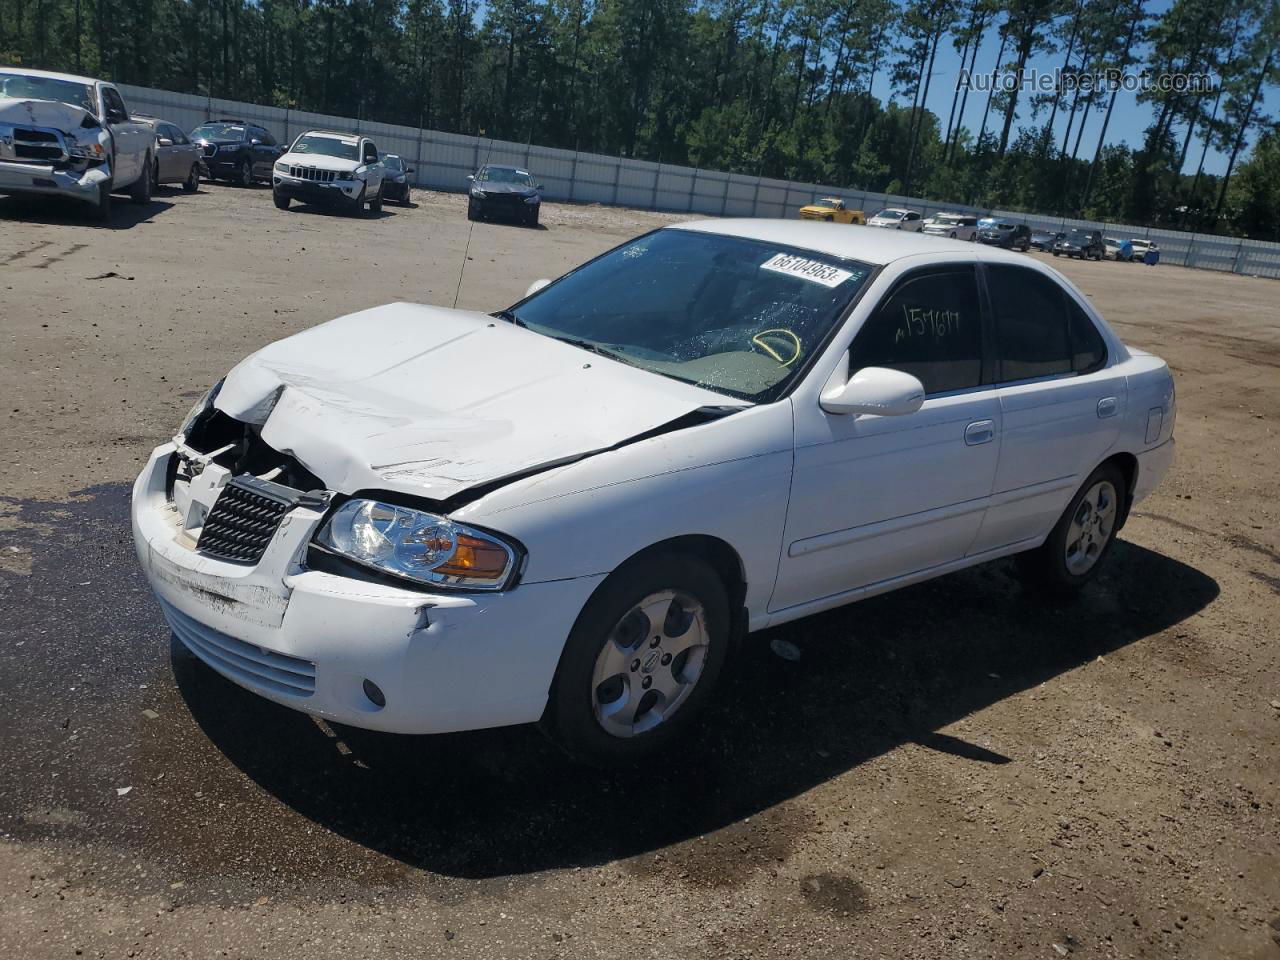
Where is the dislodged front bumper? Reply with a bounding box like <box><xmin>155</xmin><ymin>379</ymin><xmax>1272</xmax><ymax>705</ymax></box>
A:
<box><xmin>273</xmin><ymin>173</ymin><xmax>366</xmax><ymax>206</ymax></box>
<box><xmin>0</xmin><ymin>159</ymin><xmax>109</xmax><ymax>205</ymax></box>
<box><xmin>131</xmin><ymin>443</ymin><xmax>604</xmax><ymax>735</ymax></box>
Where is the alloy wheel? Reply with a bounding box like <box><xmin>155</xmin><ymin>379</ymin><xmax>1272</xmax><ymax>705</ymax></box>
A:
<box><xmin>591</xmin><ymin>590</ymin><xmax>709</xmax><ymax>738</ymax></box>
<box><xmin>1064</xmin><ymin>480</ymin><xmax>1118</xmax><ymax>576</ymax></box>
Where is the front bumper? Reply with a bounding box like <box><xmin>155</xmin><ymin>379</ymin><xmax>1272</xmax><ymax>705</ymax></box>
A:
<box><xmin>131</xmin><ymin>443</ymin><xmax>604</xmax><ymax>734</ymax></box>
<box><xmin>274</xmin><ymin>174</ymin><xmax>365</xmax><ymax>206</ymax></box>
<box><xmin>471</xmin><ymin>194</ymin><xmax>539</xmax><ymax>219</ymax></box>
<box><xmin>0</xmin><ymin>159</ymin><xmax>109</xmax><ymax>204</ymax></box>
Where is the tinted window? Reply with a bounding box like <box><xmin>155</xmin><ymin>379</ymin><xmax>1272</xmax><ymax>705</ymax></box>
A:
<box><xmin>1066</xmin><ymin>297</ymin><xmax>1107</xmax><ymax>373</ymax></box>
<box><xmin>362</xmin><ymin>141</ymin><xmax>378</xmax><ymax>162</ymax></box>
<box><xmin>987</xmin><ymin>265</ymin><xmax>1072</xmax><ymax>381</ymax></box>
<box><xmin>102</xmin><ymin>87</ymin><xmax>128</xmax><ymax>119</ymax></box>
<box><xmin>256</xmin><ymin>128</ymin><xmax>276</xmax><ymax>146</ymax></box>
<box><xmin>848</xmin><ymin>267</ymin><xmax>983</xmax><ymax>395</ymax></box>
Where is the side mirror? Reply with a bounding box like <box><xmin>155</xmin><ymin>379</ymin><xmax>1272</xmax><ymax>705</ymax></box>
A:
<box><xmin>525</xmin><ymin>278</ymin><xmax>551</xmax><ymax>298</ymax></box>
<box><xmin>406</xmin><ymin>166</ymin><xmax>415</xmax><ymax>174</ymax></box>
<box><xmin>467</xmin><ymin>174</ymin><xmax>475</xmax><ymax>181</ymax></box>
<box><xmin>251</xmin><ymin>138</ymin><xmax>262</xmax><ymax>145</ymax></box>
<box><xmin>820</xmin><ymin>366</ymin><xmax>925</xmax><ymax>417</ymax></box>
<box><xmin>536</xmin><ymin>183</ymin><xmax>545</xmax><ymax>190</ymax></box>
<box><xmin>157</xmin><ymin>137</ymin><xmax>173</xmax><ymax>146</ymax></box>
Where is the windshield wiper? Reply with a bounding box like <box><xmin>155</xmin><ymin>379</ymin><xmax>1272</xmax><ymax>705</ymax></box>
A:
<box><xmin>547</xmin><ymin>335</ymin><xmax>638</xmax><ymax>366</ymax></box>
<box><xmin>492</xmin><ymin>309</ymin><xmax>526</xmax><ymax>328</ymax></box>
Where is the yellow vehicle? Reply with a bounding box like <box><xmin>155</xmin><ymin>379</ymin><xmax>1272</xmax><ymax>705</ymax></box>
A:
<box><xmin>798</xmin><ymin>197</ymin><xmax>866</xmax><ymax>224</ymax></box>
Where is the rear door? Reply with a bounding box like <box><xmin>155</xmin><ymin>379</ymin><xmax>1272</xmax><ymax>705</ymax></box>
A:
<box><xmin>968</xmin><ymin>264</ymin><xmax>1124</xmax><ymax>553</ymax></box>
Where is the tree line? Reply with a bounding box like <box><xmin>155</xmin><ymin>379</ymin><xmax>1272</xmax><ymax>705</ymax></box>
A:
<box><xmin>2</xmin><ymin>0</ymin><xmax>1277</xmax><ymax>238</ymax></box>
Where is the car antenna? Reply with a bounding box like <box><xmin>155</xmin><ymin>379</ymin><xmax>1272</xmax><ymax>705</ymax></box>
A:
<box><xmin>451</xmin><ymin>134</ymin><xmax>496</xmax><ymax>310</ymax></box>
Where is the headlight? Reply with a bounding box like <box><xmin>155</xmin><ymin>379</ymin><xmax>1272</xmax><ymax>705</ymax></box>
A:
<box><xmin>67</xmin><ymin>136</ymin><xmax>105</xmax><ymax>160</ymax></box>
<box><xmin>274</xmin><ymin>161</ymin><xmax>289</xmax><ymax>174</ymax></box>
<box><xmin>470</xmin><ymin>187</ymin><xmax>486</xmax><ymax>198</ymax></box>
<box><xmin>316</xmin><ymin>499</ymin><xmax>519</xmax><ymax>591</ymax></box>
<box><xmin>178</xmin><ymin>379</ymin><xmax>224</xmax><ymax>439</ymax></box>
<box><xmin>523</xmin><ymin>194</ymin><xmax>539</xmax><ymax>204</ymax></box>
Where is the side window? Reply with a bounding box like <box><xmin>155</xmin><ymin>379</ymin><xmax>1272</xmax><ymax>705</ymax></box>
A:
<box><xmin>102</xmin><ymin>87</ymin><xmax>128</xmax><ymax>121</ymax></box>
<box><xmin>362</xmin><ymin>141</ymin><xmax>378</xmax><ymax>163</ymax></box>
<box><xmin>848</xmin><ymin>267</ymin><xmax>984</xmax><ymax>395</ymax></box>
<box><xmin>906</xmin><ymin>211</ymin><xmax>920</xmax><ymax>221</ymax></box>
<box><xmin>1066</xmin><ymin>297</ymin><xmax>1107</xmax><ymax>374</ymax></box>
<box><xmin>256</xmin><ymin>127</ymin><xmax>276</xmax><ymax>146</ymax></box>
<box><xmin>986</xmin><ymin>264</ymin><xmax>1072</xmax><ymax>381</ymax></box>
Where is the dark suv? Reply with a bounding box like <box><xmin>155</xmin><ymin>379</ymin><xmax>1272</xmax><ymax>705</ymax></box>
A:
<box><xmin>190</xmin><ymin>119</ymin><xmax>285</xmax><ymax>186</ymax></box>
<box><xmin>976</xmin><ymin>220</ymin><xmax>1032</xmax><ymax>251</ymax></box>
<box><xmin>1053</xmin><ymin>229</ymin><xmax>1105</xmax><ymax>260</ymax></box>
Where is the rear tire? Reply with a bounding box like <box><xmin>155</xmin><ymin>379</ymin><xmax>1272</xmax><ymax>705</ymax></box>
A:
<box><xmin>542</xmin><ymin>552</ymin><xmax>731</xmax><ymax>767</ymax></box>
<box><xmin>130</xmin><ymin>155</ymin><xmax>153</xmax><ymax>204</ymax></box>
<box><xmin>1016</xmin><ymin>462</ymin><xmax>1126</xmax><ymax>595</ymax></box>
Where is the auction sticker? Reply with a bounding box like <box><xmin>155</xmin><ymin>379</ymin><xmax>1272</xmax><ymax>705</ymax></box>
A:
<box><xmin>761</xmin><ymin>253</ymin><xmax>854</xmax><ymax>287</ymax></box>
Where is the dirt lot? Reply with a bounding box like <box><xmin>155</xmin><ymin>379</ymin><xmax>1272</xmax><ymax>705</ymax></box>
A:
<box><xmin>1</xmin><ymin>184</ymin><xmax>1277</xmax><ymax>960</ymax></box>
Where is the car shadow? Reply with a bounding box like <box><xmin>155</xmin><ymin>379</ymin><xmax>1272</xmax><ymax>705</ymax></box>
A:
<box><xmin>285</xmin><ymin>201</ymin><xmax>396</xmax><ymax>219</ymax></box>
<box><xmin>174</xmin><ymin>539</ymin><xmax>1217</xmax><ymax>879</ymax></box>
<box><xmin>0</xmin><ymin>195</ymin><xmax>176</xmax><ymax>229</ymax></box>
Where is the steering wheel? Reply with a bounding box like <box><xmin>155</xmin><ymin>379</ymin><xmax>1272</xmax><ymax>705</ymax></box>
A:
<box><xmin>749</xmin><ymin>328</ymin><xmax>803</xmax><ymax>367</ymax></box>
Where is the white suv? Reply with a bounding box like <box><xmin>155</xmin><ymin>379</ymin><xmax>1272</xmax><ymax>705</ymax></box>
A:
<box><xmin>272</xmin><ymin>130</ymin><xmax>385</xmax><ymax>215</ymax></box>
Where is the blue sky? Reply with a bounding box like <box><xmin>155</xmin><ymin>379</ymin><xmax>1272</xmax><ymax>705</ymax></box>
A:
<box><xmin>864</xmin><ymin>0</ymin><xmax>1273</xmax><ymax>176</ymax></box>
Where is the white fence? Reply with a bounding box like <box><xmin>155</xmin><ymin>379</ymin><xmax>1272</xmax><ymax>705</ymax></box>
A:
<box><xmin>120</xmin><ymin>83</ymin><xmax>1280</xmax><ymax>280</ymax></box>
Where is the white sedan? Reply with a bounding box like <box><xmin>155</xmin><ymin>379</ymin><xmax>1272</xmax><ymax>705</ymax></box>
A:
<box><xmin>867</xmin><ymin>207</ymin><xmax>924</xmax><ymax>230</ymax></box>
<box><xmin>132</xmin><ymin>222</ymin><xmax>1175</xmax><ymax>765</ymax></box>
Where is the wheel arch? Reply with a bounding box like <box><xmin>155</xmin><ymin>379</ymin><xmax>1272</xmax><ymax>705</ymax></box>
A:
<box><xmin>1098</xmin><ymin>451</ymin><xmax>1138</xmax><ymax>529</ymax></box>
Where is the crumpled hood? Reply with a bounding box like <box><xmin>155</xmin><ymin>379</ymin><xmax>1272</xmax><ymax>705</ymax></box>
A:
<box><xmin>215</xmin><ymin>302</ymin><xmax>746</xmax><ymax>501</ymax></box>
<box><xmin>0</xmin><ymin>96</ymin><xmax>95</xmax><ymax>131</ymax></box>
<box><xmin>474</xmin><ymin>182</ymin><xmax>536</xmax><ymax>196</ymax></box>
<box><xmin>279</xmin><ymin>152</ymin><xmax>360</xmax><ymax>173</ymax></box>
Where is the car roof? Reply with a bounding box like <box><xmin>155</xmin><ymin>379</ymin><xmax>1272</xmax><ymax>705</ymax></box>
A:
<box><xmin>672</xmin><ymin>218</ymin><xmax>1042</xmax><ymax>267</ymax></box>
<box><xmin>300</xmin><ymin>130</ymin><xmax>360</xmax><ymax>141</ymax></box>
<box><xmin>0</xmin><ymin>66</ymin><xmax>101</xmax><ymax>86</ymax></box>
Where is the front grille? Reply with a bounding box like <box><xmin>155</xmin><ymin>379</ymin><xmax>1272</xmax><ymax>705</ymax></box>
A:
<box><xmin>197</xmin><ymin>476</ymin><xmax>298</xmax><ymax>565</ymax></box>
<box><xmin>202</xmin><ymin>143</ymin><xmax>217</xmax><ymax>157</ymax></box>
<box><xmin>160</xmin><ymin>598</ymin><xmax>316</xmax><ymax>697</ymax></box>
<box><xmin>0</xmin><ymin>123</ymin><xmax>67</xmax><ymax>163</ymax></box>
<box><xmin>290</xmin><ymin>166</ymin><xmax>336</xmax><ymax>182</ymax></box>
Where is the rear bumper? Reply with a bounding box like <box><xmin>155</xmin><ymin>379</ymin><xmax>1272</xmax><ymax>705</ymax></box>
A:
<box><xmin>1132</xmin><ymin>437</ymin><xmax>1175</xmax><ymax>505</ymax></box>
<box><xmin>0</xmin><ymin>159</ymin><xmax>109</xmax><ymax>204</ymax></box>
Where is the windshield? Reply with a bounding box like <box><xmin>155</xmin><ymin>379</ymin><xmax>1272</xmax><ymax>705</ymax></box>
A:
<box><xmin>505</xmin><ymin>230</ymin><xmax>872</xmax><ymax>402</ymax></box>
<box><xmin>1066</xmin><ymin>229</ymin><xmax>1092</xmax><ymax>241</ymax></box>
<box><xmin>384</xmin><ymin>156</ymin><xmax>403</xmax><ymax>171</ymax></box>
<box><xmin>988</xmin><ymin>223</ymin><xmax>1014</xmax><ymax>231</ymax></box>
<box><xmin>478</xmin><ymin>166</ymin><xmax>535</xmax><ymax>186</ymax></box>
<box><xmin>874</xmin><ymin>209</ymin><xmax>905</xmax><ymax>220</ymax></box>
<box><xmin>813</xmin><ymin>199</ymin><xmax>840</xmax><ymax>209</ymax></box>
<box><xmin>290</xmin><ymin>134</ymin><xmax>359</xmax><ymax>160</ymax></box>
<box><xmin>0</xmin><ymin>73</ymin><xmax>96</xmax><ymax>113</ymax></box>
<box><xmin>191</xmin><ymin>123</ymin><xmax>245</xmax><ymax>142</ymax></box>
<box><xmin>933</xmin><ymin>215</ymin><xmax>961</xmax><ymax>224</ymax></box>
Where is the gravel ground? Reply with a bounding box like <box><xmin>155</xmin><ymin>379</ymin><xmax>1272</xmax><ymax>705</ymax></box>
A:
<box><xmin>0</xmin><ymin>183</ymin><xmax>1277</xmax><ymax>960</ymax></box>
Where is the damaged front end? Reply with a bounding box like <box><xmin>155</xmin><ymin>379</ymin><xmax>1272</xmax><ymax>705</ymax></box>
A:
<box><xmin>0</xmin><ymin>99</ymin><xmax>111</xmax><ymax>204</ymax></box>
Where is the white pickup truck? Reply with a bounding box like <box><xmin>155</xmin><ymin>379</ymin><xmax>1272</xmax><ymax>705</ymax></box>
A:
<box><xmin>0</xmin><ymin>67</ymin><xmax>154</xmax><ymax>220</ymax></box>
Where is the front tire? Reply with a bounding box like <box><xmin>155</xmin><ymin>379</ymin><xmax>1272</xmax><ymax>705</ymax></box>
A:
<box><xmin>1016</xmin><ymin>463</ymin><xmax>1126</xmax><ymax>595</ymax></box>
<box><xmin>238</xmin><ymin>159</ymin><xmax>253</xmax><ymax>188</ymax></box>
<box><xmin>183</xmin><ymin>164</ymin><xmax>199</xmax><ymax>193</ymax></box>
<box><xmin>94</xmin><ymin>179</ymin><xmax>113</xmax><ymax>222</ymax></box>
<box><xmin>543</xmin><ymin>553</ymin><xmax>731</xmax><ymax>766</ymax></box>
<box><xmin>367</xmin><ymin>183</ymin><xmax>383</xmax><ymax>216</ymax></box>
<box><xmin>130</xmin><ymin>154</ymin><xmax>153</xmax><ymax>204</ymax></box>
<box><xmin>273</xmin><ymin>190</ymin><xmax>290</xmax><ymax>210</ymax></box>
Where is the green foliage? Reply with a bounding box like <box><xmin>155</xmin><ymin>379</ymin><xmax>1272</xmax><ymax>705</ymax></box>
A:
<box><xmin>0</xmin><ymin>0</ymin><xmax>1276</xmax><ymax>236</ymax></box>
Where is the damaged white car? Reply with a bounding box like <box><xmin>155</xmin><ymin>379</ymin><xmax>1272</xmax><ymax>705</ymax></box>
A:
<box><xmin>0</xmin><ymin>68</ymin><xmax>154</xmax><ymax>220</ymax></box>
<box><xmin>132</xmin><ymin>221</ymin><xmax>1175</xmax><ymax>764</ymax></box>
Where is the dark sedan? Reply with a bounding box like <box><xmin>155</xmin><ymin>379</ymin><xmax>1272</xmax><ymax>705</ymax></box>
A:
<box><xmin>190</xmin><ymin>119</ymin><xmax>284</xmax><ymax>186</ymax></box>
<box><xmin>1053</xmin><ymin>228</ymin><xmax>1105</xmax><ymax>260</ymax></box>
<box><xmin>382</xmin><ymin>154</ymin><xmax>413</xmax><ymax>205</ymax></box>
<box><xmin>976</xmin><ymin>220</ymin><xmax>1031</xmax><ymax>251</ymax></box>
<box><xmin>1031</xmin><ymin>229</ymin><xmax>1065</xmax><ymax>251</ymax></box>
<box><xmin>467</xmin><ymin>164</ymin><xmax>542</xmax><ymax>226</ymax></box>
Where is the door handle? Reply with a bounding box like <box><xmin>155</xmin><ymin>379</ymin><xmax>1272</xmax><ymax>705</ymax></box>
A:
<box><xmin>1097</xmin><ymin>396</ymin><xmax>1119</xmax><ymax>419</ymax></box>
<box><xmin>965</xmin><ymin>419</ymin><xmax>995</xmax><ymax>445</ymax></box>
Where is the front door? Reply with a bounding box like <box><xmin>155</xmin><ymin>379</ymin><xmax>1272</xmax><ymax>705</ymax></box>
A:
<box><xmin>771</xmin><ymin>264</ymin><xmax>1002</xmax><ymax>612</ymax></box>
